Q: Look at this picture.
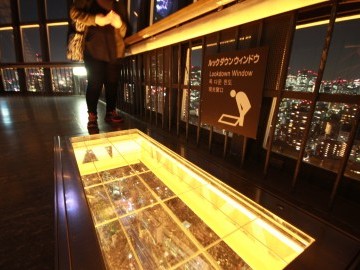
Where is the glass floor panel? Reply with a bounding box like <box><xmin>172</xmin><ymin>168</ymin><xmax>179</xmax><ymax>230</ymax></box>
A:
<box><xmin>70</xmin><ymin>129</ymin><xmax>315</xmax><ymax>270</ymax></box>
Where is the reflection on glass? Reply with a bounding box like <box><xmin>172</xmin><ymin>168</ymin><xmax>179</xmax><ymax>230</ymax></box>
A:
<box><xmin>285</xmin><ymin>24</ymin><xmax>326</xmax><ymax>92</ymax></box>
<box><xmin>303</xmin><ymin>102</ymin><xmax>356</xmax><ymax>173</ymax></box>
<box><xmin>0</xmin><ymin>30</ymin><xmax>16</xmax><ymax>63</ymax></box>
<box><xmin>19</xmin><ymin>0</ymin><xmax>38</xmax><ymax>22</ymax></box>
<box><xmin>130</xmin><ymin>0</ymin><xmax>143</xmax><ymax>34</ymax></box>
<box><xmin>0</xmin><ymin>0</ymin><xmax>11</xmax><ymax>24</ymax></box>
<box><xmin>70</xmin><ymin>129</ymin><xmax>314</xmax><ymax>270</ymax></box>
<box><xmin>320</xmin><ymin>18</ymin><xmax>360</xmax><ymax>94</ymax></box>
<box><xmin>21</xmin><ymin>27</ymin><xmax>42</xmax><ymax>62</ymax></box>
<box><xmin>153</xmin><ymin>0</ymin><xmax>192</xmax><ymax>23</ymax></box>
<box><xmin>273</xmin><ymin>99</ymin><xmax>311</xmax><ymax>159</ymax></box>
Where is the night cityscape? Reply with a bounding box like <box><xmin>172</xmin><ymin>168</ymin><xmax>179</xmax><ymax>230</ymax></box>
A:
<box><xmin>185</xmin><ymin>63</ymin><xmax>360</xmax><ymax>178</ymax></box>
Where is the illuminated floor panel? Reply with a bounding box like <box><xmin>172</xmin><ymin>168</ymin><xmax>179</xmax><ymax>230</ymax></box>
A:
<box><xmin>70</xmin><ymin>129</ymin><xmax>314</xmax><ymax>270</ymax></box>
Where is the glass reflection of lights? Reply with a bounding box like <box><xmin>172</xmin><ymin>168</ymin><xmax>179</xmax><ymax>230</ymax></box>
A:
<box><xmin>65</xmin><ymin>189</ymin><xmax>80</xmax><ymax>213</ymax></box>
<box><xmin>0</xmin><ymin>100</ymin><xmax>12</xmax><ymax>126</ymax></box>
<box><xmin>73</xmin><ymin>67</ymin><xmax>87</xmax><ymax>77</ymax></box>
<box><xmin>75</xmin><ymin>101</ymin><xmax>89</xmax><ymax>129</ymax></box>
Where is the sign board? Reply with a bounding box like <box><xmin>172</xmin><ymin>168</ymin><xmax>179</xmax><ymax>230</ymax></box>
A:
<box><xmin>200</xmin><ymin>47</ymin><xmax>268</xmax><ymax>139</ymax></box>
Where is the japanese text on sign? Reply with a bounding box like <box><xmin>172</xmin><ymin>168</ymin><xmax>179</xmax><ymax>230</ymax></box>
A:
<box><xmin>207</xmin><ymin>54</ymin><xmax>260</xmax><ymax>67</ymax></box>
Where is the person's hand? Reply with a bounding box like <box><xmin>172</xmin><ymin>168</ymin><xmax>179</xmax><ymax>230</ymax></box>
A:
<box><xmin>95</xmin><ymin>12</ymin><xmax>112</xmax><ymax>26</ymax></box>
<box><xmin>109</xmin><ymin>11</ymin><xmax>123</xmax><ymax>29</ymax></box>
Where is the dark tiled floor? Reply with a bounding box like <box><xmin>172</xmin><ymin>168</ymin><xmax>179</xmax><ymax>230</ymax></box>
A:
<box><xmin>1</xmin><ymin>95</ymin><xmax>360</xmax><ymax>269</ymax></box>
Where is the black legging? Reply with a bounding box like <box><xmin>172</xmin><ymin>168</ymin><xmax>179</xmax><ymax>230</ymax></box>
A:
<box><xmin>84</xmin><ymin>54</ymin><xmax>121</xmax><ymax>114</ymax></box>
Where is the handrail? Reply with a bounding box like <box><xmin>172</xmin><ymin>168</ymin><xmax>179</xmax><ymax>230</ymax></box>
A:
<box><xmin>124</xmin><ymin>0</ymin><xmax>238</xmax><ymax>46</ymax></box>
<box><xmin>126</xmin><ymin>0</ymin><xmax>330</xmax><ymax>56</ymax></box>
<box><xmin>0</xmin><ymin>62</ymin><xmax>84</xmax><ymax>68</ymax></box>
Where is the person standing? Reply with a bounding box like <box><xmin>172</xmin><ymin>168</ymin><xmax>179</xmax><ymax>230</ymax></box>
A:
<box><xmin>69</xmin><ymin>0</ymin><xmax>129</xmax><ymax>132</ymax></box>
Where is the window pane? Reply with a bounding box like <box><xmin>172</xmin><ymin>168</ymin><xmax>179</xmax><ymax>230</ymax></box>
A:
<box><xmin>72</xmin><ymin>67</ymin><xmax>87</xmax><ymax>95</ymax></box>
<box><xmin>146</xmin><ymin>86</ymin><xmax>164</xmax><ymax>113</ymax></box>
<box><xmin>51</xmin><ymin>67</ymin><xmax>74</xmax><ymax>93</ymax></box>
<box><xmin>191</xmin><ymin>46</ymin><xmax>202</xmax><ymax>86</ymax></box>
<box><xmin>21</xmin><ymin>27</ymin><xmax>42</xmax><ymax>62</ymax></box>
<box><xmin>130</xmin><ymin>0</ymin><xmax>150</xmax><ymax>34</ymax></box>
<box><xmin>181</xmin><ymin>48</ymin><xmax>190</xmax><ymax>121</ymax></box>
<box><xmin>345</xmin><ymin>124</ymin><xmax>360</xmax><ymax>180</ymax></box>
<box><xmin>150</xmin><ymin>54</ymin><xmax>156</xmax><ymax>84</ymax></box>
<box><xmin>46</xmin><ymin>0</ymin><xmax>68</xmax><ymax>20</ymax></box>
<box><xmin>206</xmin><ymin>33</ymin><xmax>219</xmax><ymax>55</ymax></box>
<box><xmin>48</xmin><ymin>25</ymin><xmax>68</xmax><ymax>61</ymax></box>
<box><xmin>0</xmin><ymin>29</ymin><xmax>16</xmax><ymax>63</ymax></box>
<box><xmin>19</xmin><ymin>0</ymin><xmax>38</xmax><ymax>22</ymax></box>
<box><xmin>189</xmin><ymin>46</ymin><xmax>202</xmax><ymax>125</ymax></box>
<box><xmin>0</xmin><ymin>0</ymin><xmax>12</xmax><ymax>24</ymax></box>
<box><xmin>124</xmin><ymin>83</ymin><xmax>135</xmax><ymax>104</ymax></box>
<box><xmin>147</xmin><ymin>52</ymin><xmax>163</xmax><ymax>112</ymax></box>
<box><xmin>157</xmin><ymin>51</ymin><xmax>164</xmax><ymax>114</ymax></box>
<box><xmin>272</xmin><ymin>98</ymin><xmax>311</xmax><ymax>159</ymax></box>
<box><xmin>157</xmin><ymin>50</ymin><xmax>163</xmax><ymax>86</ymax></box>
<box><xmin>1</xmin><ymin>68</ymin><xmax>20</xmax><ymax>92</ymax></box>
<box><xmin>220</xmin><ymin>29</ymin><xmax>236</xmax><ymax>52</ymax></box>
<box><xmin>304</xmin><ymin>102</ymin><xmax>355</xmax><ymax>172</ymax></box>
<box><xmin>26</xmin><ymin>68</ymin><xmax>45</xmax><ymax>92</ymax></box>
<box><xmin>153</xmin><ymin>0</ymin><xmax>192</xmax><ymax>23</ymax></box>
<box><xmin>238</xmin><ymin>24</ymin><xmax>259</xmax><ymax>50</ymax></box>
<box><xmin>147</xmin><ymin>51</ymin><xmax>164</xmax><ymax>112</ymax></box>
<box><xmin>285</xmin><ymin>24</ymin><xmax>327</xmax><ymax>92</ymax></box>
<box><xmin>320</xmin><ymin>18</ymin><xmax>360</xmax><ymax>94</ymax></box>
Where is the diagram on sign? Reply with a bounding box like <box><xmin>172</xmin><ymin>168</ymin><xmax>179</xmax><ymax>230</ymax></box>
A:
<box><xmin>218</xmin><ymin>89</ymin><xmax>251</xmax><ymax>127</ymax></box>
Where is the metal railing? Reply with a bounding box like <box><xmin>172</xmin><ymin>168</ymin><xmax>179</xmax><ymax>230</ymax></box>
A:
<box><xmin>0</xmin><ymin>62</ymin><xmax>86</xmax><ymax>94</ymax></box>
